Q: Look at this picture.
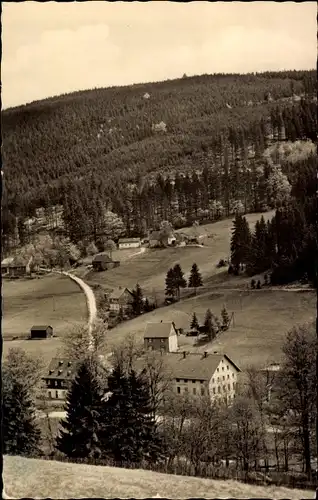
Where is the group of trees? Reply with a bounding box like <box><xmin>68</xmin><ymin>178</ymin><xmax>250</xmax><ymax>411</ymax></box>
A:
<box><xmin>3</xmin><ymin>322</ymin><xmax>315</xmax><ymax>480</ymax></box>
<box><xmin>230</xmin><ymin>151</ymin><xmax>317</xmax><ymax>285</ymax></box>
<box><xmin>2</xmin><ymin>71</ymin><xmax>316</xmax><ymax>253</ymax></box>
<box><xmin>190</xmin><ymin>306</ymin><xmax>230</xmax><ymax>340</ymax></box>
<box><xmin>165</xmin><ymin>263</ymin><xmax>203</xmax><ymax>300</ymax></box>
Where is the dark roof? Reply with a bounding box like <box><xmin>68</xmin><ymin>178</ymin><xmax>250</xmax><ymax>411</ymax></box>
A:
<box><xmin>118</xmin><ymin>238</ymin><xmax>141</xmax><ymax>243</ymax></box>
<box><xmin>43</xmin><ymin>358</ymin><xmax>78</xmax><ymax>381</ymax></box>
<box><xmin>144</xmin><ymin>322</ymin><xmax>177</xmax><ymax>339</ymax></box>
<box><xmin>93</xmin><ymin>253</ymin><xmax>113</xmax><ymax>263</ymax></box>
<box><xmin>31</xmin><ymin>325</ymin><xmax>53</xmax><ymax>331</ymax></box>
<box><xmin>136</xmin><ymin>352</ymin><xmax>240</xmax><ymax>381</ymax></box>
<box><xmin>109</xmin><ymin>287</ymin><xmax>133</xmax><ymax>300</ymax></box>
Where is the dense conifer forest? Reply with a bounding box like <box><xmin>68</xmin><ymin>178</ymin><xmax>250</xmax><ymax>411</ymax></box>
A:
<box><xmin>2</xmin><ymin>70</ymin><xmax>317</xmax><ymax>281</ymax></box>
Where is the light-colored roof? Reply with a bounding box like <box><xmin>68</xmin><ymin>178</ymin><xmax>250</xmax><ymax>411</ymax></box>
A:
<box><xmin>144</xmin><ymin>322</ymin><xmax>176</xmax><ymax>339</ymax></box>
<box><xmin>118</xmin><ymin>238</ymin><xmax>141</xmax><ymax>243</ymax></box>
<box><xmin>1</xmin><ymin>257</ymin><xmax>14</xmax><ymax>266</ymax></box>
<box><xmin>109</xmin><ymin>287</ymin><xmax>133</xmax><ymax>300</ymax></box>
<box><xmin>137</xmin><ymin>352</ymin><xmax>240</xmax><ymax>381</ymax></box>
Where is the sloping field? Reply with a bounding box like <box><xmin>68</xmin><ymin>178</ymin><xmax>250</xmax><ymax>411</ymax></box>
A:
<box><xmin>105</xmin><ymin>288</ymin><xmax>316</xmax><ymax>369</ymax></box>
<box><xmin>86</xmin><ymin>211</ymin><xmax>274</xmax><ymax>293</ymax></box>
<box><xmin>3</xmin><ymin>455</ymin><xmax>313</xmax><ymax>500</ymax></box>
<box><xmin>2</xmin><ymin>274</ymin><xmax>87</xmax><ymax>365</ymax></box>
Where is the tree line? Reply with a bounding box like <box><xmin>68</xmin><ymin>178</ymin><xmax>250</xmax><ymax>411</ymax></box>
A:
<box><xmin>2</xmin><ymin>70</ymin><xmax>316</xmax><ymax>253</ymax></box>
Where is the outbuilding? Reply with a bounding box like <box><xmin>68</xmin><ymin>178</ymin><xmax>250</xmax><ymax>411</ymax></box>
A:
<box><xmin>30</xmin><ymin>325</ymin><xmax>53</xmax><ymax>339</ymax></box>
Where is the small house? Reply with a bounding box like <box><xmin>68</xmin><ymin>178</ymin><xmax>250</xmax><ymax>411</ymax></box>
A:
<box><xmin>1</xmin><ymin>255</ymin><xmax>30</xmax><ymax>277</ymax></box>
<box><xmin>118</xmin><ymin>238</ymin><xmax>141</xmax><ymax>249</ymax></box>
<box><xmin>144</xmin><ymin>321</ymin><xmax>178</xmax><ymax>353</ymax></box>
<box><xmin>42</xmin><ymin>358</ymin><xmax>77</xmax><ymax>400</ymax></box>
<box><xmin>30</xmin><ymin>325</ymin><xmax>53</xmax><ymax>339</ymax></box>
<box><xmin>1</xmin><ymin>256</ymin><xmax>14</xmax><ymax>275</ymax></box>
<box><xmin>92</xmin><ymin>253</ymin><xmax>120</xmax><ymax>272</ymax></box>
<box><xmin>108</xmin><ymin>287</ymin><xmax>134</xmax><ymax>314</ymax></box>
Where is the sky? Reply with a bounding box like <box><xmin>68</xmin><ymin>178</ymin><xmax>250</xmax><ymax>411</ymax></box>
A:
<box><xmin>2</xmin><ymin>1</ymin><xmax>317</xmax><ymax>109</ymax></box>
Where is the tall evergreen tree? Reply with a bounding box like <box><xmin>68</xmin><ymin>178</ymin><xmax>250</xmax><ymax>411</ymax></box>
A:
<box><xmin>100</xmin><ymin>363</ymin><xmax>163</xmax><ymax>464</ymax></box>
<box><xmin>56</xmin><ymin>358</ymin><xmax>102</xmax><ymax>459</ymax></box>
<box><xmin>230</xmin><ymin>214</ymin><xmax>251</xmax><ymax>274</ymax></box>
<box><xmin>190</xmin><ymin>312</ymin><xmax>200</xmax><ymax>331</ymax></box>
<box><xmin>172</xmin><ymin>263</ymin><xmax>187</xmax><ymax>300</ymax></box>
<box><xmin>221</xmin><ymin>306</ymin><xmax>230</xmax><ymax>330</ymax></box>
<box><xmin>204</xmin><ymin>309</ymin><xmax>217</xmax><ymax>341</ymax></box>
<box><xmin>2</xmin><ymin>373</ymin><xmax>41</xmax><ymax>456</ymax></box>
<box><xmin>131</xmin><ymin>283</ymin><xmax>144</xmax><ymax>316</ymax></box>
<box><xmin>165</xmin><ymin>268</ymin><xmax>176</xmax><ymax>299</ymax></box>
<box><xmin>188</xmin><ymin>263</ymin><xmax>203</xmax><ymax>294</ymax></box>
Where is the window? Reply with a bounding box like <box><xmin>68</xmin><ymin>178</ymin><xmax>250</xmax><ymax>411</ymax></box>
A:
<box><xmin>217</xmin><ymin>368</ymin><xmax>219</xmax><ymax>372</ymax></box>
<box><xmin>218</xmin><ymin>386</ymin><xmax>221</xmax><ymax>393</ymax></box>
<box><xmin>212</xmin><ymin>378</ymin><xmax>214</xmax><ymax>383</ymax></box>
<box><xmin>223</xmin><ymin>376</ymin><xmax>225</xmax><ymax>381</ymax></box>
<box><xmin>232</xmin><ymin>373</ymin><xmax>235</xmax><ymax>378</ymax></box>
<box><xmin>200</xmin><ymin>380</ymin><xmax>204</xmax><ymax>384</ymax></box>
<box><xmin>233</xmin><ymin>382</ymin><xmax>236</xmax><ymax>389</ymax></box>
<box><xmin>201</xmin><ymin>388</ymin><xmax>205</xmax><ymax>396</ymax></box>
<box><xmin>193</xmin><ymin>388</ymin><xmax>196</xmax><ymax>395</ymax></box>
<box><xmin>227</xmin><ymin>365</ymin><xmax>229</xmax><ymax>370</ymax></box>
<box><xmin>227</xmin><ymin>374</ymin><xmax>230</xmax><ymax>379</ymax></box>
<box><xmin>160</xmin><ymin>338</ymin><xmax>165</xmax><ymax>343</ymax></box>
<box><xmin>184</xmin><ymin>379</ymin><xmax>188</xmax><ymax>383</ymax></box>
<box><xmin>228</xmin><ymin>384</ymin><xmax>231</xmax><ymax>390</ymax></box>
<box><xmin>222</xmin><ymin>366</ymin><xmax>224</xmax><ymax>371</ymax></box>
<box><xmin>184</xmin><ymin>387</ymin><xmax>188</xmax><ymax>393</ymax></box>
<box><xmin>223</xmin><ymin>385</ymin><xmax>226</xmax><ymax>391</ymax></box>
<box><xmin>212</xmin><ymin>387</ymin><xmax>216</xmax><ymax>394</ymax></box>
<box><xmin>217</xmin><ymin>377</ymin><xmax>220</xmax><ymax>382</ymax></box>
<box><xmin>148</xmin><ymin>338</ymin><xmax>153</xmax><ymax>343</ymax></box>
<box><xmin>192</xmin><ymin>380</ymin><xmax>196</xmax><ymax>383</ymax></box>
<box><xmin>177</xmin><ymin>387</ymin><xmax>180</xmax><ymax>394</ymax></box>
<box><xmin>48</xmin><ymin>392</ymin><xmax>52</xmax><ymax>399</ymax></box>
<box><xmin>176</xmin><ymin>378</ymin><xmax>180</xmax><ymax>382</ymax></box>
<box><xmin>55</xmin><ymin>391</ymin><xmax>59</xmax><ymax>399</ymax></box>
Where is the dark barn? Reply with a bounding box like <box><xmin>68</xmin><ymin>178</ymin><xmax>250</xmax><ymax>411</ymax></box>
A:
<box><xmin>30</xmin><ymin>325</ymin><xmax>54</xmax><ymax>339</ymax></box>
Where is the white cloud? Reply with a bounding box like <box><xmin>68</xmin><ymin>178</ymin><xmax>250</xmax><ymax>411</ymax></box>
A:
<box><xmin>2</xmin><ymin>2</ymin><xmax>317</xmax><ymax>108</ymax></box>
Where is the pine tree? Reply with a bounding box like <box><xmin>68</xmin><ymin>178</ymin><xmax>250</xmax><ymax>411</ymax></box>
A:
<box><xmin>230</xmin><ymin>214</ymin><xmax>251</xmax><ymax>274</ymax></box>
<box><xmin>188</xmin><ymin>263</ymin><xmax>203</xmax><ymax>294</ymax></box>
<box><xmin>221</xmin><ymin>306</ymin><xmax>230</xmax><ymax>330</ymax></box>
<box><xmin>100</xmin><ymin>364</ymin><xmax>163</xmax><ymax>464</ymax></box>
<box><xmin>2</xmin><ymin>374</ymin><xmax>41</xmax><ymax>456</ymax></box>
<box><xmin>131</xmin><ymin>283</ymin><xmax>144</xmax><ymax>316</ymax></box>
<box><xmin>172</xmin><ymin>263</ymin><xmax>187</xmax><ymax>300</ymax></box>
<box><xmin>204</xmin><ymin>309</ymin><xmax>217</xmax><ymax>341</ymax></box>
<box><xmin>56</xmin><ymin>358</ymin><xmax>102</xmax><ymax>459</ymax></box>
<box><xmin>165</xmin><ymin>268</ymin><xmax>176</xmax><ymax>299</ymax></box>
<box><xmin>190</xmin><ymin>312</ymin><xmax>200</xmax><ymax>331</ymax></box>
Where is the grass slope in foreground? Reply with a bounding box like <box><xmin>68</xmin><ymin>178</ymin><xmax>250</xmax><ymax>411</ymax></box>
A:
<box><xmin>3</xmin><ymin>455</ymin><xmax>314</xmax><ymax>500</ymax></box>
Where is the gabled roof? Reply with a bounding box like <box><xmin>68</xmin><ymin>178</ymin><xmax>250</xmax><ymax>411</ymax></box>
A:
<box><xmin>31</xmin><ymin>325</ymin><xmax>53</xmax><ymax>331</ymax></box>
<box><xmin>144</xmin><ymin>321</ymin><xmax>177</xmax><ymax>339</ymax></box>
<box><xmin>43</xmin><ymin>358</ymin><xmax>78</xmax><ymax>381</ymax></box>
<box><xmin>109</xmin><ymin>287</ymin><xmax>133</xmax><ymax>300</ymax></box>
<box><xmin>1</xmin><ymin>256</ymin><xmax>14</xmax><ymax>266</ymax></box>
<box><xmin>118</xmin><ymin>238</ymin><xmax>141</xmax><ymax>243</ymax></box>
<box><xmin>93</xmin><ymin>253</ymin><xmax>113</xmax><ymax>263</ymax></box>
<box><xmin>159</xmin><ymin>352</ymin><xmax>240</xmax><ymax>381</ymax></box>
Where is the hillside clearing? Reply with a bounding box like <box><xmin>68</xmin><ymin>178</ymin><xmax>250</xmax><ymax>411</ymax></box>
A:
<box><xmin>106</xmin><ymin>288</ymin><xmax>316</xmax><ymax>369</ymax></box>
<box><xmin>2</xmin><ymin>274</ymin><xmax>87</xmax><ymax>365</ymax></box>
<box><xmin>3</xmin><ymin>455</ymin><xmax>313</xmax><ymax>500</ymax></box>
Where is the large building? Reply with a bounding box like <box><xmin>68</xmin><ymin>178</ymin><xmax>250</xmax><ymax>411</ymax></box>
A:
<box><xmin>118</xmin><ymin>238</ymin><xmax>141</xmax><ymax>249</ymax></box>
<box><xmin>162</xmin><ymin>351</ymin><xmax>240</xmax><ymax>402</ymax></box>
<box><xmin>42</xmin><ymin>358</ymin><xmax>77</xmax><ymax>400</ymax></box>
<box><xmin>144</xmin><ymin>321</ymin><xmax>178</xmax><ymax>353</ymax></box>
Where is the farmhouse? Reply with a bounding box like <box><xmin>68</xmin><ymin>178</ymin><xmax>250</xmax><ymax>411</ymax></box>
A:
<box><xmin>1</xmin><ymin>255</ymin><xmax>30</xmax><ymax>277</ymax></box>
<box><xmin>109</xmin><ymin>286</ymin><xmax>134</xmax><ymax>314</ymax></box>
<box><xmin>92</xmin><ymin>253</ymin><xmax>120</xmax><ymax>272</ymax></box>
<box><xmin>118</xmin><ymin>238</ymin><xmax>141</xmax><ymax>249</ymax></box>
<box><xmin>144</xmin><ymin>321</ymin><xmax>178</xmax><ymax>353</ymax></box>
<box><xmin>30</xmin><ymin>325</ymin><xmax>54</xmax><ymax>339</ymax></box>
<box><xmin>163</xmin><ymin>351</ymin><xmax>240</xmax><ymax>402</ymax></box>
<box><xmin>42</xmin><ymin>358</ymin><xmax>77</xmax><ymax>400</ymax></box>
<box><xmin>1</xmin><ymin>256</ymin><xmax>14</xmax><ymax>275</ymax></box>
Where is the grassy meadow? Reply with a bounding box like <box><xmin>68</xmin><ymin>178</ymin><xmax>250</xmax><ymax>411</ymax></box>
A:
<box><xmin>2</xmin><ymin>274</ymin><xmax>87</xmax><ymax>366</ymax></box>
<box><xmin>3</xmin><ymin>455</ymin><xmax>314</xmax><ymax>500</ymax></box>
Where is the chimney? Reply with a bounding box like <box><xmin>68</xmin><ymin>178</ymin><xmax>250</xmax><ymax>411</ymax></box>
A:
<box><xmin>59</xmin><ymin>360</ymin><xmax>63</xmax><ymax>366</ymax></box>
<box><xmin>161</xmin><ymin>320</ymin><xmax>163</xmax><ymax>323</ymax></box>
<box><xmin>204</xmin><ymin>351</ymin><xmax>208</xmax><ymax>358</ymax></box>
<box><xmin>183</xmin><ymin>351</ymin><xmax>187</xmax><ymax>359</ymax></box>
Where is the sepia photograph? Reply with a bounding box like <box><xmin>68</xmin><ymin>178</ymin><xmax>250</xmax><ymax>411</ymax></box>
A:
<box><xmin>1</xmin><ymin>1</ymin><xmax>317</xmax><ymax>498</ymax></box>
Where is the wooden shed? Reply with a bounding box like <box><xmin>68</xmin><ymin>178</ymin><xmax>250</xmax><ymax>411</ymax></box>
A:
<box><xmin>30</xmin><ymin>325</ymin><xmax>53</xmax><ymax>339</ymax></box>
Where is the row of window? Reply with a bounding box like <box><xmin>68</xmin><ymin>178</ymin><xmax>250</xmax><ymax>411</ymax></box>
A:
<box><xmin>212</xmin><ymin>383</ymin><xmax>235</xmax><ymax>394</ymax></box>
<box><xmin>177</xmin><ymin>386</ymin><xmax>205</xmax><ymax>396</ymax></box>
<box><xmin>176</xmin><ymin>378</ymin><xmax>204</xmax><ymax>383</ymax></box>
<box><xmin>212</xmin><ymin>373</ymin><xmax>235</xmax><ymax>383</ymax></box>
<box><xmin>148</xmin><ymin>338</ymin><xmax>166</xmax><ymax>343</ymax></box>
<box><xmin>216</xmin><ymin>365</ymin><xmax>231</xmax><ymax>372</ymax></box>
<box><xmin>48</xmin><ymin>390</ymin><xmax>66</xmax><ymax>399</ymax></box>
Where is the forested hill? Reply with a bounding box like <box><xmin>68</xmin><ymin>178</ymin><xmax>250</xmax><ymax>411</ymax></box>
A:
<box><xmin>2</xmin><ymin>70</ymin><xmax>317</xmax><ymax>250</ymax></box>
